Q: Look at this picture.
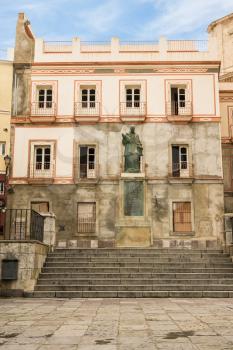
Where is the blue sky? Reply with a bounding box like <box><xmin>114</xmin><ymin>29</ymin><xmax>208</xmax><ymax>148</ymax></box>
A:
<box><xmin>0</xmin><ymin>0</ymin><xmax>233</xmax><ymax>48</ymax></box>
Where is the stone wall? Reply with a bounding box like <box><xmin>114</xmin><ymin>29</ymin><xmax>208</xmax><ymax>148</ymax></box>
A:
<box><xmin>0</xmin><ymin>241</ymin><xmax>48</xmax><ymax>296</ymax></box>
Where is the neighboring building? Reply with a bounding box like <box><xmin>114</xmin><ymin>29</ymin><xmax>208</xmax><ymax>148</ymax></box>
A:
<box><xmin>208</xmin><ymin>13</ymin><xmax>233</xmax><ymax>213</ymax></box>
<box><xmin>0</xmin><ymin>54</ymin><xmax>13</xmax><ymax>233</ymax></box>
<box><xmin>8</xmin><ymin>13</ymin><xmax>224</xmax><ymax>248</ymax></box>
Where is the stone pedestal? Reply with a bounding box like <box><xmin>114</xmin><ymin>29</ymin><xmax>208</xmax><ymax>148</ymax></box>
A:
<box><xmin>41</xmin><ymin>213</ymin><xmax>56</xmax><ymax>250</ymax></box>
<box><xmin>115</xmin><ymin>223</ymin><xmax>151</xmax><ymax>247</ymax></box>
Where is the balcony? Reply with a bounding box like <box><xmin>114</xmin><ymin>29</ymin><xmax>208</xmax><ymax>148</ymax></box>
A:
<box><xmin>80</xmin><ymin>163</ymin><xmax>96</xmax><ymax>179</ymax></box>
<box><xmin>166</xmin><ymin>101</ymin><xmax>193</xmax><ymax>122</ymax></box>
<box><xmin>28</xmin><ymin>162</ymin><xmax>54</xmax><ymax>184</ymax></box>
<box><xmin>168</xmin><ymin>162</ymin><xmax>193</xmax><ymax>182</ymax></box>
<box><xmin>74</xmin><ymin>102</ymin><xmax>100</xmax><ymax>123</ymax></box>
<box><xmin>30</xmin><ymin>102</ymin><xmax>56</xmax><ymax>122</ymax></box>
<box><xmin>120</xmin><ymin>102</ymin><xmax>146</xmax><ymax>122</ymax></box>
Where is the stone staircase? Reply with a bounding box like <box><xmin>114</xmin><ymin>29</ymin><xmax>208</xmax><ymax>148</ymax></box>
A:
<box><xmin>29</xmin><ymin>248</ymin><xmax>233</xmax><ymax>298</ymax></box>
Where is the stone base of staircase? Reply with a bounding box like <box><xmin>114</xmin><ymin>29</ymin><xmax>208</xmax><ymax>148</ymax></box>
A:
<box><xmin>28</xmin><ymin>248</ymin><xmax>233</xmax><ymax>298</ymax></box>
<box><xmin>57</xmin><ymin>238</ymin><xmax>219</xmax><ymax>250</ymax></box>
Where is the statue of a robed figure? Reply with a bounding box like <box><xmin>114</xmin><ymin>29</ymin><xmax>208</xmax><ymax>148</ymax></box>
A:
<box><xmin>122</xmin><ymin>127</ymin><xmax>143</xmax><ymax>173</ymax></box>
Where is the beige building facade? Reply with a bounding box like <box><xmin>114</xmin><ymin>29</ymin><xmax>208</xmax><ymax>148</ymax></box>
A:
<box><xmin>208</xmin><ymin>13</ymin><xmax>233</xmax><ymax>213</ymax></box>
<box><xmin>8</xmin><ymin>13</ymin><xmax>224</xmax><ymax>249</ymax></box>
<box><xmin>0</xmin><ymin>57</ymin><xmax>13</xmax><ymax>232</ymax></box>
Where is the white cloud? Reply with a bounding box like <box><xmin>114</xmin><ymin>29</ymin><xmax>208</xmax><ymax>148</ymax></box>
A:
<box><xmin>136</xmin><ymin>0</ymin><xmax>233</xmax><ymax>38</ymax></box>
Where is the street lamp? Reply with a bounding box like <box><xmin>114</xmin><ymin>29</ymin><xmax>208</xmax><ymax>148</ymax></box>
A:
<box><xmin>4</xmin><ymin>155</ymin><xmax>11</xmax><ymax>175</ymax></box>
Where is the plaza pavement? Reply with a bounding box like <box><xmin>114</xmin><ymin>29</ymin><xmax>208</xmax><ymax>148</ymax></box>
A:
<box><xmin>0</xmin><ymin>298</ymin><xmax>233</xmax><ymax>349</ymax></box>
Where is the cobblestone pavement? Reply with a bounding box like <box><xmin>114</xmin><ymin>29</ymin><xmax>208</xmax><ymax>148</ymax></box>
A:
<box><xmin>1</xmin><ymin>299</ymin><xmax>233</xmax><ymax>349</ymax></box>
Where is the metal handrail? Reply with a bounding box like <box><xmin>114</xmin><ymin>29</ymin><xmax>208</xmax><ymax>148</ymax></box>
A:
<box><xmin>166</xmin><ymin>101</ymin><xmax>193</xmax><ymax>116</ymax></box>
<box><xmin>1</xmin><ymin>209</ymin><xmax>44</xmax><ymax>242</ymax></box>
<box><xmin>74</xmin><ymin>102</ymin><xmax>100</xmax><ymax>116</ymax></box>
<box><xmin>31</xmin><ymin>102</ymin><xmax>56</xmax><ymax>117</ymax></box>
<box><xmin>120</xmin><ymin>102</ymin><xmax>146</xmax><ymax>116</ymax></box>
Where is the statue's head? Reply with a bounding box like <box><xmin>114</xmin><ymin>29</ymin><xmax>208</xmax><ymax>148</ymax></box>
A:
<box><xmin>130</xmin><ymin>126</ymin><xmax>135</xmax><ymax>134</ymax></box>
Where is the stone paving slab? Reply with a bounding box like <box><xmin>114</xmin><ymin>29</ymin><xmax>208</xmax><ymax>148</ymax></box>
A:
<box><xmin>1</xmin><ymin>298</ymin><xmax>233</xmax><ymax>349</ymax></box>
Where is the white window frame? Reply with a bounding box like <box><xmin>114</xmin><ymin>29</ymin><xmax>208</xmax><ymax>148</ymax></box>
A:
<box><xmin>79</xmin><ymin>145</ymin><xmax>96</xmax><ymax>179</ymax></box>
<box><xmin>0</xmin><ymin>142</ymin><xmax>6</xmax><ymax>156</ymax></box>
<box><xmin>171</xmin><ymin>86</ymin><xmax>187</xmax><ymax>115</ymax></box>
<box><xmin>37</xmin><ymin>86</ymin><xmax>53</xmax><ymax>109</ymax></box>
<box><xmin>30</xmin><ymin>141</ymin><xmax>55</xmax><ymax>178</ymax></box>
<box><xmin>74</xmin><ymin>81</ymin><xmax>101</xmax><ymax>117</ymax></box>
<box><xmin>172</xmin><ymin>145</ymin><xmax>189</xmax><ymax>177</ymax></box>
<box><xmin>81</xmin><ymin>87</ymin><xmax>96</xmax><ymax>109</ymax></box>
<box><xmin>125</xmin><ymin>86</ymin><xmax>141</xmax><ymax>108</ymax></box>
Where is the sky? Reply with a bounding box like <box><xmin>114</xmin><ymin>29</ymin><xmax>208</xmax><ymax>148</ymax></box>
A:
<box><xmin>0</xmin><ymin>0</ymin><xmax>233</xmax><ymax>48</ymax></box>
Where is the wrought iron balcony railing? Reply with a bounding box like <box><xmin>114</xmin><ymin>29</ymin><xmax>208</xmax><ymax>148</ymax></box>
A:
<box><xmin>43</xmin><ymin>41</ymin><xmax>72</xmax><ymax>53</ymax></box>
<box><xmin>1</xmin><ymin>209</ymin><xmax>44</xmax><ymax>242</ymax></box>
<box><xmin>169</xmin><ymin>162</ymin><xmax>193</xmax><ymax>178</ymax></box>
<box><xmin>30</xmin><ymin>162</ymin><xmax>53</xmax><ymax>178</ymax></box>
<box><xmin>168</xmin><ymin>40</ymin><xmax>208</xmax><ymax>52</ymax></box>
<box><xmin>31</xmin><ymin>102</ymin><xmax>56</xmax><ymax>117</ymax></box>
<box><xmin>80</xmin><ymin>163</ymin><xmax>96</xmax><ymax>179</ymax></box>
<box><xmin>120</xmin><ymin>102</ymin><xmax>146</xmax><ymax>117</ymax></box>
<box><xmin>74</xmin><ymin>102</ymin><xmax>100</xmax><ymax>116</ymax></box>
<box><xmin>166</xmin><ymin>101</ymin><xmax>193</xmax><ymax>116</ymax></box>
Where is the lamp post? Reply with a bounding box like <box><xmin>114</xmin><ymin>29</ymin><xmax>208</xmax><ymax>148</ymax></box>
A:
<box><xmin>0</xmin><ymin>155</ymin><xmax>11</xmax><ymax>236</ymax></box>
<box><xmin>4</xmin><ymin>155</ymin><xmax>11</xmax><ymax>178</ymax></box>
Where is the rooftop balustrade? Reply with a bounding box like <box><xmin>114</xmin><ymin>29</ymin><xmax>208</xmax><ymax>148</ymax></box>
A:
<box><xmin>35</xmin><ymin>37</ymin><xmax>216</xmax><ymax>62</ymax></box>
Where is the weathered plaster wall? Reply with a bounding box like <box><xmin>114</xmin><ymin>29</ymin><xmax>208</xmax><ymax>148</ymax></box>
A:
<box><xmin>13</xmin><ymin>123</ymin><xmax>223</xmax><ymax>179</ymax></box>
<box><xmin>9</xmin><ymin>122</ymin><xmax>224</xmax><ymax>245</ymax></box>
<box><xmin>0</xmin><ymin>242</ymin><xmax>48</xmax><ymax>295</ymax></box>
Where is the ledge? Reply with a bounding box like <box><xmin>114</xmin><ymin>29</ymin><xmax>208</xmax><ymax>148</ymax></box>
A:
<box><xmin>167</xmin><ymin>115</ymin><xmax>193</xmax><ymax>123</ymax></box>
<box><xmin>120</xmin><ymin>116</ymin><xmax>146</xmax><ymax>122</ymax></box>
<box><xmin>28</xmin><ymin>178</ymin><xmax>54</xmax><ymax>185</ymax></box>
<box><xmin>29</xmin><ymin>116</ymin><xmax>56</xmax><ymax>123</ymax></box>
<box><xmin>121</xmin><ymin>173</ymin><xmax>145</xmax><ymax>179</ymax></box>
<box><xmin>75</xmin><ymin>116</ymin><xmax>100</xmax><ymax>123</ymax></box>
<box><xmin>170</xmin><ymin>231</ymin><xmax>195</xmax><ymax>237</ymax></box>
<box><xmin>168</xmin><ymin>177</ymin><xmax>194</xmax><ymax>184</ymax></box>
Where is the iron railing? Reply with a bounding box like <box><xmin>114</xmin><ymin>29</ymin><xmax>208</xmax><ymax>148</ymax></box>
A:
<box><xmin>170</xmin><ymin>162</ymin><xmax>192</xmax><ymax>178</ymax></box>
<box><xmin>31</xmin><ymin>102</ymin><xmax>56</xmax><ymax>117</ymax></box>
<box><xmin>166</xmin><ymin>101</ymin><xmax>193</xmax><ymax>116</ymax></box>
<box><xmin>80</xmin><ymin>163</ymin><xmax>96</xmax><ymax>178</ymax></box>
<box><xmin>74</xmin><ymin>102</ymin><xmax>100</xmax><ymax>116</ymax></box>
<box><xmin>43</xmin><ymin>41</ymin><xmax>72</xmax><ymax>53</ymax></box>
<box><xmin>80</xmin><ymin>41</ymin><xmax>111</xmax><ymax>52</ymax></box>
<box><xmin>2</xmin><ymin>209</ymin><xmax>44</xmax><ymax>242</ymax></box>
<box><xmin>120</xmin><ymin>102</ymin><xmax>146</xmax><ymax>116</ymax></box>
<box><xmin>30</xmin><ymin>162</ymin><xmax>53</xmax><ymax>178</ymax></box>
<box><xmin>168</xmin><ymin>40</ymin><xmax>208</xmax><ymax>52</ymax></box>
<box><xmin>120</xmin><ymin>41</ymin><xmax>159</xmax><ymax>52</ymax></box>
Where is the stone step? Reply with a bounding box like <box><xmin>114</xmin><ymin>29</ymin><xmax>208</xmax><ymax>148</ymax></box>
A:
<box><xmin>34</xmin><ymin>284</ymin><xmax>233</xmax><ymax>291</ymax></box>
<box><xmin>39</xmin><ymin>272</ymin><xmax>233</xmax><ymax>279</ymax></box>
<box><xmin>51</xmin><ymin>249</ymin><xmax>224</xmax><ymax>256</ymax></box>
<box><xmin>32</xmin><ymin>248</ymin><xmax>233</xmax><ymax>298</ymax></box>
<box><xmin>44</xmin><ymin>262</ymin><xmax>233</xmax><ymax>268</ymax></box>
<box><xmin>42</xmin><ymin>267</ymin><xmax>233</xmax><ymax>273</ymax></box>
<box><xmin>28</xmin><ymin>290</ymin><xmax>233</xmax><ymax>298</ymax></box>
<box><xmin>37</xmin><ymin>278</ymin><xmax>233</xmax><ymax>285</ymax></box>
<box><xmin>46</xmin><ymin>257</ymin><xmax>231</xmax><ymax>263</ymax></box>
